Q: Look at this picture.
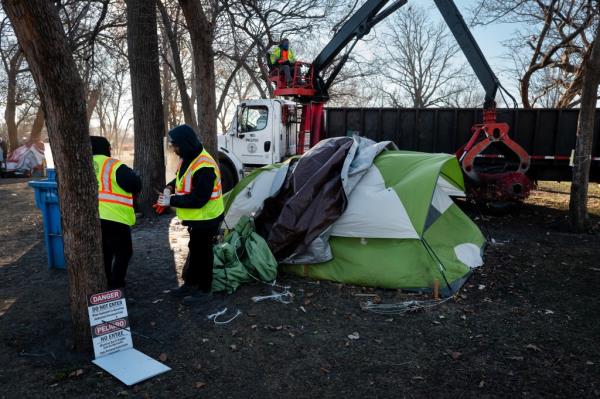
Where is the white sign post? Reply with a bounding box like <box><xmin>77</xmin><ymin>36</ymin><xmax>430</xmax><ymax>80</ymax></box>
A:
<box><xmin>87</xmin><ymin>289</ymin><xmax>170</xmax><ymax>385</ymax></box>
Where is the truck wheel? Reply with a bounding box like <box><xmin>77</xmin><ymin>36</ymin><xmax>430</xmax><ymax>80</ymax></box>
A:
<box><xmin>219</xmin><ymin>160</ymin><xmax>237</xmax><ymax>193</ymax></box>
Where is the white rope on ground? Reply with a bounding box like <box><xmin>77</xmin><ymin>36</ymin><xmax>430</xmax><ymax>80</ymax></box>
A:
<box><xmin>251</xmin><ymin>288</ymin><xmax>294</xmax><ymax>304</ymax></box>
<box><xmin>207</xmin><ymin>307</ymin><xmax>243</xmax><ymax>324</ymax></box>
<box><xmin>224</xmin><ymin>227</ymin><xmax>295</xmax><ymax>304</ymax></box>
<box><xmin>360</xmin><ymin>296</ymin><xmax>455</xmax><ymax>315</ymax></box>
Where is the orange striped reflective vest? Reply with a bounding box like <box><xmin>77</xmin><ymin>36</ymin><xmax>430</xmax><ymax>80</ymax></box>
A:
<box><xmin>174</xmin><ymin>149</ymin><xmax>224</xmax><ymax>221</ymax></box>
<box><xmin>93</xmin><ymin>154</ymin><xmax>135</xmax><ymax>226</ymax></box>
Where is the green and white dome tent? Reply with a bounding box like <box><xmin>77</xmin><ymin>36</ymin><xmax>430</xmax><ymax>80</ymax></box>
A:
<box><xmin>222</xmin><ymin>137</ymin><xmax>485</xmax><ymax>296</ymax></box>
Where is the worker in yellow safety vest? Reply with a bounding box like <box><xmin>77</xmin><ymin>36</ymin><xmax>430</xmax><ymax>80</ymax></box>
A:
<box><xmin>269</xmin><ymin>38</ymin><xmax>296</xmax><ymax>87</ymax></box>
<box><xmin>91</xmin><ymin>136</ymin><xmax>141</xmax><ymax>289</ymax></box>
<box><xmin>157</xmin><ymin>124</ymin><xmax>224</xmax><ymax>304</ymax></box>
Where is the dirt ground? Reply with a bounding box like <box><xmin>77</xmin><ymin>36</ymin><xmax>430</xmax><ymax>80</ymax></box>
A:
<box><xmin>1</xmin><ymin>178</ymin><xmax>599</xmax><ymax>398</ymax></box>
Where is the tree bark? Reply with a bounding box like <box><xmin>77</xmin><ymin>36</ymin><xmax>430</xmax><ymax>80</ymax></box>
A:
<box><xmin>126</xmin><ymin>0</ymin><xmax>166</xmax><ymax>216</ymax></box>
<box><xmin>157</xmin><ymin>0</ymin><xmax>197</xmax><ymax>131</ymax></box>
<box><xmin>2</xmin><ymin>0</ymin><xmax>107</xmax><ymax>351</ymax></box>
<box><xmin>178</xmin><ymin>0</ymin><xmax>218</xmax><ymax>157</ymax></box>
<box><xmin>86</xmin><ymin>88</ymin><xmax>101</xmax><ymax>123</ymax></box>
<box><xmin>29</xmin><ymin>106</ymin><xmax>45</xmax><ymax>142</ymax></box>
<box><xmin>4</xmin><ymin>50</ymin><xmax>23</xmax><ymax>151</ymax></box>
<box><xmin>569</xmin><ymin>25</ymin><xmax>600</xmax><ymax>232</ymax></box>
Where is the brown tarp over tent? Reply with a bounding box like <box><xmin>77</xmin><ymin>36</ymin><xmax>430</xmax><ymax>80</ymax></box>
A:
<box><xmin>255</xmin><ymin>137</ymin><xmax>354</xmax><ymax>260</ymax></box>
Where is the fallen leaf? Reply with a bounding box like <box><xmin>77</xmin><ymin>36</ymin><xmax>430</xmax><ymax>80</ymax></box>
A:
<box><xmin>447</xmin><ymin>350</ymin><xmax>462</xmax><ymax>360</ymax></box>
<box><xmin>195</xmin><ymin>382</ymin><xmax>207</xmax><ymax>389</ymax></box>
<box><xmin>159</xmin><ymin>353</ymin><xmax>168</xmax><ymax>362</ymax></box>
<box><xmin>525</xmin><ymin>344</ymin><xmax>542</xmax><ymax>352</ymax></box>
<box><xmin>320</xmin><ymin>367</ymin><xmax>330</xmax><ymax>374</ymax></box>
<box><xmin>266</xmin><ymin>325</ymin><xmax>283</xmax><ymax>331</ymax></box>
<box><xmin>347</xmin><ymin>332</ymin><xmax>360</xmax><ymax>340</ymax></box>
<box><xmin>69</xmin><ymin>369</ymin><xmax>84</xmax><ymax>377</ymax></box>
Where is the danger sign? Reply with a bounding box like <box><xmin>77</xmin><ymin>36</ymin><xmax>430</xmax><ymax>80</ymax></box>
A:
<box><xmin>87</xmin><ymin>289</ymin><xmax>132</xmax><ymax>358</ymax></box>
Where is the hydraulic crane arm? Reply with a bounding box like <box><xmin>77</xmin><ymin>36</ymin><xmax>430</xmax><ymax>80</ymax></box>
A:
<box><xmin>432</xmin><ymin>0</ymin><xmax>499</xmax><ymax>108</ymax></box>
<box><xmin>308</xmin><ymin>0</ymin><xmax>500</xmax><ymax>108</ymax></box>
<box><xmin>311</xmin><ymin>0</ymin><xmax>408</xmax><ymax>99</ymax></box>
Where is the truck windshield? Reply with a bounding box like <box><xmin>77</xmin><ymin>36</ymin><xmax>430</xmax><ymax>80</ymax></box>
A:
<box><xmin>239</xmin><ymin>106</ymin><xmax>268</xmax><ymax>133</ymax></box>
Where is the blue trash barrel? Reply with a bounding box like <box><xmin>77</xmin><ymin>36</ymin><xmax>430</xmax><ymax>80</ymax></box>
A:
<box><xmin>29</xmin><ymin>169</ymin><xmax>66</xmax><ymax>269</ymax></box>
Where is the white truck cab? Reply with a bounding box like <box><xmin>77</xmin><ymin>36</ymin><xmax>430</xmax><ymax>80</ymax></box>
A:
<box><xmin>218</xmin><ymin>98</ymin><xmax>298</xmax><ymax>192</ymax></box>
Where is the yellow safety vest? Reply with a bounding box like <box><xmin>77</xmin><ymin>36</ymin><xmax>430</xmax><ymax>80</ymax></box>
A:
<box><xmin>270</xmin><ymin>46</ymin><xmax>296</xmax><ymax>64</ymax></box>
<box><xmin>93</xmin><ymin>154</ymin><xmax>135</xmax><ymax>226</ymax></box>
<box><xmin>174</xmin><ymin>149</ymin><xmax>224</xmax><ymax>221</ymax></box>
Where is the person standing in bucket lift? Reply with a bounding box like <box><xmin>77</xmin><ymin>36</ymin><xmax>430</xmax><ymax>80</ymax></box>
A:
<box><xmin>91</xmin><ymin>136</ymin><xmax>141</xmax><ymax>289</ymax></box>
<box><xmin>157</xmin><ymin>124</ymin><xmax>224</xmax><ymax>304</ymax></box>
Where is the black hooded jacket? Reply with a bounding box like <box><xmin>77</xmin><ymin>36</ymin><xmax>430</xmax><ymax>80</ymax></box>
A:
<box><xmin>166</xmin><ymin>125</ymin><xmax>223</xmax><ymax>228</ymax></box>
<box><xmin>90</xmin><ymin>136</ymin><xmax>141</xmax><ymax>194</ymax></box>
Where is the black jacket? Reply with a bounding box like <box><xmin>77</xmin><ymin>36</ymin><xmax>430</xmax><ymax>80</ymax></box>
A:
<box><xmin>91</xmin><ymin>136</ymin><xmax>141</xmax><ymax>194</ymax></box>
<box><xmin>167</xmin><ymin>125</ymin><xmax>223</xmax><ymax>230</ymax></box>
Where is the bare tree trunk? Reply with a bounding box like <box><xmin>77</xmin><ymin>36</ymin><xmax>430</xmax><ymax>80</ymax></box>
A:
<box><xmin>2</xmin><ymin>0</ymin><xmax>107</xmax><ymax>351</ymax></box>
<box><xmin>126</xmin><ymin>0</ymin><xmax>166</xmax><ymax>216</ymax></box>
<box><xmin>157</xmin><ymin>0</ymin><xmax>197</xmax><ymax>131</ymax></box>
<box><xmin>29</xmin><ymin>106</ymin><xmax>45</xmax><ymax>142</ymax></box>
<box><xmin>161</xmin><ymin>45</ymin><xmax>172</xmax><ymax>134</ymax></box>
<box><xmin>178</xmin><ymin>0</ymin><xmax>218</xmax><ymax>157</ymax></box>
<box><xmin>86</xmin><ymin>88</ymin><xmax>101</xmax><ymax>123</ymax></box>
<box><xmin>569</xmin><ymin>26</ymin><xmax>600</xmax><ymax>232</ymax></box>
<box><xmin>4</xmin><ymin>51</ymin><xmax>23</xmax><ymax>151</ymax></box>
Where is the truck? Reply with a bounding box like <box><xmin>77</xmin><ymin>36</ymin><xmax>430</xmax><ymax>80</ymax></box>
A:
<box><xmin>216</xmin><ymin>0</ymin><xmax>600</xmax><ymax>200</ymax></box>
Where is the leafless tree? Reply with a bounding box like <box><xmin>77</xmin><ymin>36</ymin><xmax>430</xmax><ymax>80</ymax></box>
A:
<box><xmin>471</xmin><ymin>0</ymin><xmax>598</xmax><ymax>108</ymax></box>
<box><xmin>570</xmin><ymin>20</ymin><xmax>600</xmax><ymax>232</ymax></box>
<box><xmin>376</xmin><ymin>5</ymin><xmax>469</xmax><ymax>108</ymax></box>
<box><xmin>3</xmin><ymin>0</ymin><xmax>107</xmax><ymax>351</ymax></box>
<box><xmin>126</xmin><ymin>0</ymin><xmax>166</xmax><ymax>216</ymax></box>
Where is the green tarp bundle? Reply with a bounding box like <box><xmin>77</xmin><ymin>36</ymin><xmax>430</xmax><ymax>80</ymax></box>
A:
<box><xmin>212</xmin><ymin>216</ymin><xmax>278</xmax><ymax>293</ymax></box>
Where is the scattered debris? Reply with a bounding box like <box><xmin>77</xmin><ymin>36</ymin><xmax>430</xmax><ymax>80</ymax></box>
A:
<box><xmin>207</xmin><ymin>308</ymin><xmax>242</xmax><ymax>325</ymax></box>
<box><xmin>251</xmin><ymin>288</ymin><xmax>294</xmax><ymax>304</ymax></box>
<box><xmin>525</xmin><ymin>344</ymin><xmax>542</xmax><ymax>352</ymax></box>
